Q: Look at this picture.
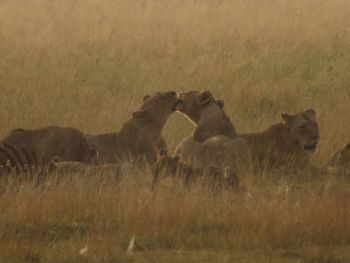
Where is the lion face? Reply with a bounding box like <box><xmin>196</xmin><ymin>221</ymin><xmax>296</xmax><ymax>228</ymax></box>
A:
<box><xmin>282</xmin><ymin>109</ymin><xmax>319</xmax><ymax>152</ymax></box>
<box><xmin>329</xmin><ymin>143</ymin><xmax>350</xmax><ymax>167</ymax></box>
<box><xmin>133</xmin><ymin>91</ymin><xmax>179</xmax><ymax>120</ymax></box>
<box><xmin>176</xmin><ymin>90</ymin><xmax>224</xmax><ymax>123</ymax></box>
<box><xmin>339</xmin><ymin>144</ymin><xmax>350</xmax><ymax>162</ymax></box>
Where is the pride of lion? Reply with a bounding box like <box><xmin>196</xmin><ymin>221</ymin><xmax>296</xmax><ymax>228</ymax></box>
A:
<box><xmin>0</xmin><ymin>90</ymin><xmax>348</xmax><ymax>190</ymax></box>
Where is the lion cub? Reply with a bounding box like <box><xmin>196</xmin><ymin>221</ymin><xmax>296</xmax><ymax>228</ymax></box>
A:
<box><xmin>152</xmin><ymin>150</ymin><xmax>239</xmax><ymax>191</ymax></box>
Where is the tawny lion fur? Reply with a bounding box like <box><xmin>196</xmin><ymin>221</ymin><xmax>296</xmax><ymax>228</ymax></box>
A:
<box><xmin>86</xmin><ymin>91</ymin><xmax>179</xmax><ymax>165</ymax></box>
<box><xmin>327</xmin><ymin>143</ymin><xmax>350</xmax><ymax>170</ymax></box>
<box><xmin>240</xmin><ymin>109</ymin><xmax>319</xmax><ymax>170</ymax></box>
<box><xmin>175</xmin><ymin>90</ymin><xmax>251</xmax><ymax>173</ymax></box>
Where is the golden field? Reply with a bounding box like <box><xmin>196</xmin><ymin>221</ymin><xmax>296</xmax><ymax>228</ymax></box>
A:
<box><xmin>0</xmin><ymin>0</ymin><xmax>350</xmax><ymax>262</ymax></box>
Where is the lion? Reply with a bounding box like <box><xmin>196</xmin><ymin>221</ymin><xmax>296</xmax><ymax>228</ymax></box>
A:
<box><xmin>152</xmin><ymin>150</ymin><xmax>239</xmax><ymax>191</ymax></box>
<box><xmin>174</xmin><ymin>90</ymin><xmax>251</xmax><ymax>173</ymax></box>
<box><xmin>176</xmin><ymin>90</ymin><xmax>237</xmax><ymax>142</ymax></box>
<box><xmin>1</xmin><ymin>126</ymin><xmax>96</xmax><ymax>164</ymax></box>
<box><xmin>240</xmin><ymin>109</ymin><xmax>319</xmax><ymax>170</ymax></box>
<box><xmin>327</xmin><ymin>143</ymin><xmax>350</xmax><ymax>169</ymax></box>
<box><xmin>86</xmin><ymin>91</ymin><xmax>179</xmax><ymax>165</ymax></box>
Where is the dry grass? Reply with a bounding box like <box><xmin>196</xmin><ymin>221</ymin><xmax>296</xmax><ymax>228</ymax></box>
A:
<box><xmin>1</xmin><ymin>0</ymin><xmax>350</xmax><ymax>262</ymax></box>
<box><xmin>1</xmin><ymin>173</ymin><xmax>350</xmax><ymax>262</ymax></box>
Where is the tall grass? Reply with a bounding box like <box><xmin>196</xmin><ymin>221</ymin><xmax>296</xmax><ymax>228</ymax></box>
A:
<box><xmin>1</xmin><ymin>173</ymin><xmax>350</xmax><ymax>262</ymax></box>
<box><xmin>1</xmin><ymin>0</ymin><xmax>350</xmax><ymax>261</ymax></box>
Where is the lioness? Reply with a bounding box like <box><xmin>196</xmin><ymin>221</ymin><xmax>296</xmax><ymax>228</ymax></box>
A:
<box><xmin>176</xmin><ymin>90</ymin><xmax>237</xmax><ymax>142</ymax></box>
<box><xmin>152</xmin><ymin>150</ymin><xmax>239</xmax><ymax>191</ymax></box>
<box><xmin>86</xmin><ymin>91</ymin><xmax>179</xmax><ymax>165</ymax></box>
<box><xmin>175</xmin><ymin>90</ymin><xmax>251</xmax><ymax>173</ymax></box>
<box><xmin>240</xmin><ymin>109</ymin><xmax>319</xmax><ymax>170</ymax></box>
<box><xmin>327</xmin><ymin>143</ymin><xmax>350</xmax><ymax>169</ymax></box>
<box><xmin>1</xmin><ymin>126</ymin><xmax>95</xmax><ymax>164</ymax></box>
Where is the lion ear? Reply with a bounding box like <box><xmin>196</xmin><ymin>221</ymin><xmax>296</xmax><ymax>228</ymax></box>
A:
<box><xmin>200</xmin><ymin>91</ymin><xmax>213</xmax><ymax>106</ymax></box>
<box><xmin>304</xmin><ymin>109</ymin><xmax>316</xmax><ymax>120</ymax></box>
<box><xmin>174</xmin><ymin>155</ymin><xmax>180</xmax><ymax>162</ymax></box>
<box><xmin>281</xmin><ymin>112</ymin><xmax>292</xmax><ymax>123</ymax></box>
<box><xmin>216</xmin><ymin>99</ymin><xmax>224</xmax><ymax>108</ymax></box>
<box><xmin>305</xmin><ymin>109</ymin><xmax>316</xmax><ymax>115</ymax></box>
<box><xmin>133</xmin><ymin>110</ymin><xmax>151</xmax><ymax>120</ymax></box>
<box><xmin>346</xmin><ymin>143</ymin><xmax>350</xmax><ymax>150</ymax></box>
<box><xmin>143</xmin><ymin>95</ymin><xmax>150</xmax><ymax>101</ymax></box>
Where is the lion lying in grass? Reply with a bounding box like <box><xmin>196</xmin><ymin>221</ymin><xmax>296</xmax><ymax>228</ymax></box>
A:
<box><xmin>1</xmin><ymin>126</ymin><xmax>96</xmax><ymax>164</ymax></box>
<box><xmin>240</xmin><ymin>109</ymin><xmax>319</xmax><ymax>170</ymax></box>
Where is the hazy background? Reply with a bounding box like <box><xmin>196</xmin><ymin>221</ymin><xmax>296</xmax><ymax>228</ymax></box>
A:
<box><xmin>1</xmin><ymin>1</ymin><xmax>350</xmax><ymax>261</ymax></box>
<box><xmin>0</xmin><ymin>0</ymin><xmax>349</xmax><ymax>162</ymax></box>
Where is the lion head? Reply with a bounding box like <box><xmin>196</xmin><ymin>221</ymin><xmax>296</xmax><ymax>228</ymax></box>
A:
<box><xmin>328</xmin><ymin>143</ymin><xmax>350</xmax><ymax>168</ymax></box>
<box><xmin>281</xmin><ymin>109</ymin><xmax>319</xmax><ymax>152</ymax></box>
<box><xmin>176</xmin><ymin>90</ymin><xmax>224</xmax><ymax>123</ymax></box>
<box><xmin>133</xmin><ymin>91</ymin><xmax>179</xmax><ymax>121</ymax></box>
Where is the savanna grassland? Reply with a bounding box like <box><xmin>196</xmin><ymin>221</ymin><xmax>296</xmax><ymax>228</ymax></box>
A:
<box><xmin>1</xmin><ymin>0</ymin><xmax>350</xmax><ymax>262</ymax></box>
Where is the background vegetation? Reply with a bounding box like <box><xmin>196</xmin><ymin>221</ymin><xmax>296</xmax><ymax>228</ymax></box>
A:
<box><xmin>0</xmin><ymin>0</ymin><xmax>350</xmax><ymax>262</ymax></box>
